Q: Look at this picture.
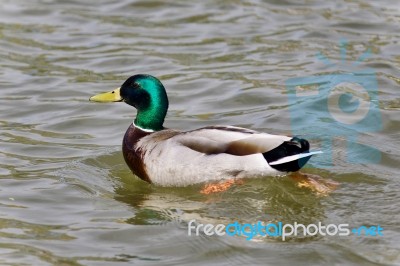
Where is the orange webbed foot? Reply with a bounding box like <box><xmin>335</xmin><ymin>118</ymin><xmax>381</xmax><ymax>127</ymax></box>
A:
<box><xmin>200</xmin><ymin>179</ymin><xmax>244</xmax><ymax>194</ymax></box>
<box><xmin>290</xmin><ymin>172</ymin><xmax>339</xmax><ymax>196</ymax></box>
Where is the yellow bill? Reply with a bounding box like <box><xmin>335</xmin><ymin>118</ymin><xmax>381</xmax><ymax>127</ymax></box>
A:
<box><xmin>89</xmin><ymin>87</ymin><xmax>122</xmax><ymax>102</ymax></box>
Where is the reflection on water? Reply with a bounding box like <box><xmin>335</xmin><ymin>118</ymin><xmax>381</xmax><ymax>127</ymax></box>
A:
<box><xmin>0</xmin><ymin>0</ymin><xmax>399</xmax><ymax>265</ymax></box>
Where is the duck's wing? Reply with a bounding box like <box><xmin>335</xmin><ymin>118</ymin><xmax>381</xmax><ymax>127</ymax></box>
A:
<box><xmin>137</xmin><ymin>126</ymin><xmax>318</xmax><ymax>186</ymax></box>
<box><xmin>176</xmin><ymin>125</ymin><xmax>291</xmax><ymax>156</ymax></box>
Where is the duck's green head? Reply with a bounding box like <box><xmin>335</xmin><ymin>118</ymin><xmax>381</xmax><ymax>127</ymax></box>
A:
<box><xmin>90</xmin><ymin>74</ymin><xmax>168</xmax><ymax>131</ymax></box>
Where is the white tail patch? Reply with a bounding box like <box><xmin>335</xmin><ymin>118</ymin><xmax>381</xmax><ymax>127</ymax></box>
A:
<box><xmin>269</xmin><ymin>151</ymin><xmax>323</xmax><ymax>166</ymax></box>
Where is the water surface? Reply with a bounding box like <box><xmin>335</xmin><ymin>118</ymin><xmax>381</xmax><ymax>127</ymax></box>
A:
<box><xmin>0</xmin><ymin>0</ymin><xmax>399</xmax><ymax>265</ymax></box>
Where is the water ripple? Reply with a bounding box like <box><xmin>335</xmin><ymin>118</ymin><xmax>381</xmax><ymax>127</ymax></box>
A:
<box><xmin>0</xmin><ymin>0</ymin><xmax>399</xmax><ymax>265</ymax></box>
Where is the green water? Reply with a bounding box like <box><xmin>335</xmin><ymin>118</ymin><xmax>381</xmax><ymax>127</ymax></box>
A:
<box><xmin>0</xmin><ymin>0</ymin><xmax>399</xmax><ymax>265</ymax></box>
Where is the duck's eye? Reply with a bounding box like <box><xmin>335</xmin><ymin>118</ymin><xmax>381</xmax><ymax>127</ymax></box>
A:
<box><xmin>112</xmin><ymin>91</ymin><xmax>115</xmax><ymax>94</ymax></box>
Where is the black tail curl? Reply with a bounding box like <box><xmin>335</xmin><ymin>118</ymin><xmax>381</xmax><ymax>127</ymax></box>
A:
<box><xmin>263</xmin><ymin>137</ymin><xmax>311</xmax><ymax>172</ymax></box>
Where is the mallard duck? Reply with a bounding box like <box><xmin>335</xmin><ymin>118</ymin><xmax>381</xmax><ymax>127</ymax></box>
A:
<box><xmin>90</xmin><ymin>74</ymin><xmax>321</xmax><ymax>187</ymax></box>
